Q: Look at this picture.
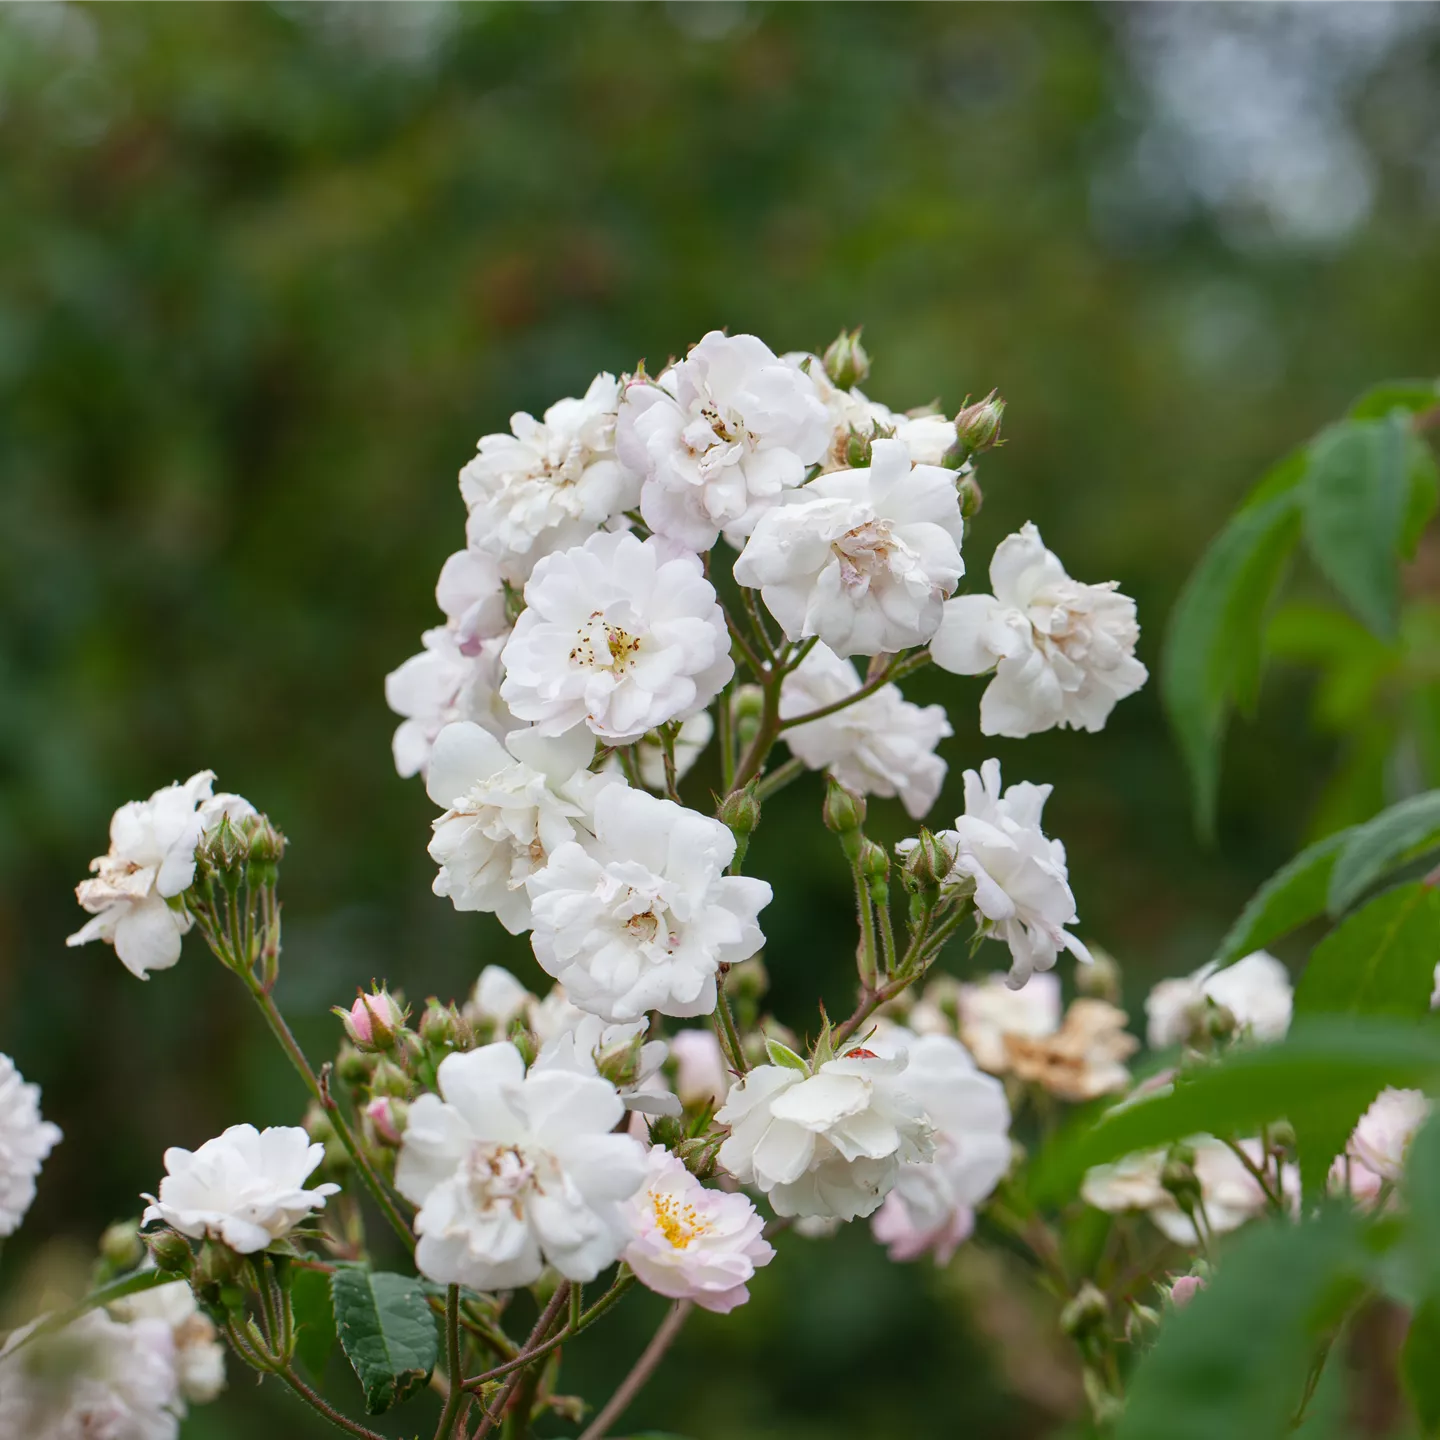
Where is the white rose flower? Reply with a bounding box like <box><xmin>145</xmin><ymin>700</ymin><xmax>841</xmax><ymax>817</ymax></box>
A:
<box><xmin>1082</xmin><ymin>1136</ymin><xmax>1279</xmax><ymax>1246</ymax></box>
<box><xmin>623</xmin><ymin>1147</ymin><xmax>774</xmax><ymax>1313</ymax></box>
<box><xmin>954</xmin><ymin>971</ymin><xmax>1063</xmax><ymax>1073</ymax></box>
<box><xmin>385</xmin><ymin>626</ymin><xmax>516</xmax><ymax>779</ymax></box>
<box><xmin>0</xmin><ymin>1053</ymin><xmax>62</xmax><ymax>1238</ymax></box>
<box><xmin>425</xmin><ymin>720</ymin><xmax>613</xmax><ymax>935</ymax></box>
<box><xmin>142</xmin><ymin>1124</ymin><xmax>339</xmax><ymax>1254</ymax></box>
<box><xmin>500</xmin><ymin>531</ymin><xmax>733</xmax><ymax>744</ymax></box>
<box><xmin>0</xmin><ymin>1309</ymin><xmax>180</xmax><ymax>1440</ymax></box>
<box><xmin>529</xmin><ymin>985</ymin><xmax>679</xmax><ymax>1118</ymax></box>
<box><xmin>527</xmin><ymin>785</ymin><xmax>771</xmax><ymax>1023</ymax></box>
<box><xmin>435</xmin><ymin>548</ymin><xmax>511</xmax><ymax>651</ymax></box>
<box><xmin>918</xmin><ymin>759</ymin><xmax>1090</xmax><ymax>988</ymax></box>
<box><xmin>464</xmin><ymin>964</ymin><xmax>536</xmax><ymax>1033</ymax></box>
<box><xmin>931</xmin><ymin>522</ymin><xmax>1146</xmax><ymax>737</ymax></box>
<box><xmin>1145</xmin><ymin>951</ymin><xmax>1293</xmax><ymax>1050</ymax></box>
<box><xmin>1348</xmin><ymin>1087</ymin><xmax>1429</xmax><ymax>1187</ymax></box>
<box><xmin>780</xmin><ymin>642</ymin><xmax>951</xmax><ymax>819</ymax></box>
<box><xmin>617</xmin><ymin>332</ymin><xmax>832</xmax><ymax>550</ymax></box>
<box><xmin>394</xmin><ymin>1043</ymin><xmax>646</xmax><ymax>1290</ymax></box>
<box><xmin>459</xmin><ymin>373</ymin><xmax>640</xmax><ymax>583</ymax></box>
<box><xmin>66</xmin><ymin>770</ymin><xmax>216</xmax><ymax>979</ymax></box>
<box><xmin>732</xmin><ymin>438</ymin><xmax>965</xmax><ymax>657</ymax></box>
<box><xmin>715</xmin><ymin>1047</ymin><xmax>934</xmax><ymax>1221</ymax></box>
<box><xmin>113</xmin><ymin>1280</ymin><xmax>225</xmax><ymax>1406</ymax></box>
<box><xmin>868</xmin><ymin>1031</ymin><xmax>1011</xmax><ymax>1265</ymax></box>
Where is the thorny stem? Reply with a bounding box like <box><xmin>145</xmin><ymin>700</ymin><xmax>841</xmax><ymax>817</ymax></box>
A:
<box><xmin>463</xmin><ymin>1272</ymin><xmax>637</xmax><ymax>1393</ymax></box>
<box><xmin>277</xmin><ymin>1364</ymin><xmax>392</xmax><ymax>1440</ymax></box>
<box><xmin>433</xmin><ymin>1285</ymin><xmax>464</xmax><ymax>1440</ymax></box>
<box><xmin>658</xmin><ymin>723</ymin><xmax>682</xmax><ymax>803</ymax></box>
<box><xmin>717</xmin><ymin>680</ymin><xmax>737</xmax><ymax>791</ymax></box>
<box><xmin>778</xmin><ymin>651</ymin><xmax>932</xmax><ymax>732</ymax></box>
<box><xmin>714</xmin><ymin>977</ymin><xmax>749</xmax><ymax>1074</ymax></box>
<box><xmin>577</xmin><ymin>1300</ymin><xmax>694</xmax><ymax>1440</ymax></box>
<box><xmin>470</xmin><ymin>1284</ymin><xmax>572</xmax><ymax>1438</ymax></box>
<box><xmin>740</xmin><ymin>587</ymin><xmax>778</xmax><ymax>663</ymax></box>
<box><xmin>1221</xmin><ymin>1137</ymin><xmax>1286</xmax><ymax>1213</ymax></box>
<box><xmin>850</xmin><ymin>857</ymin><xmax>879</xmax><ymax>990</ymax></box>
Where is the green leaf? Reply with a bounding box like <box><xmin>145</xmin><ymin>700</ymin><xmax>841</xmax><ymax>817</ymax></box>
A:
<box><xmin>1116</xmin><ymin>1212</ymin><xmax>1364</xmax><ymax>1440</ymax></box>
<box><xmin>1403</xmin><ymin>432</ymin><xmax>1440</xmax><ymax>558</ymax></box>
<box><xmin>290</xmin><ymin>1265</ymin><xmax>337</xmax><ymax>1383</ymax></box>
<box><xmin>1211</xmin><ymin>828</ymin><xmax>1353</xmax><ymax>969</ymax></box>
<box><xmin>2</xmin><ymin>1267</ymin><xmax>174</xmax><ymax>1358</ymax></box>
<box><xmin>764</xmin><ymin>1037</ymin><xmax>809</xmax><ymax>1072</ymax></box>
<box><xmin>1030</xmin><ymin>1018</ymin><xmax>1440</xmax><ymax>1206</ymax></box>
<box><xmin>1303</xmin><ymin>418</ymin><xmax>1410</xmax><ymax>638</ymax></box>
<box><xmin>1297</xmin><ymin>882</ymin><xmax>1440</xmax><ymax>1020</ymax></box>
<box><xmin>1163</xmin><ymin>489</ymin><xmax>1303</xmax><ymax>837</ymax></box>
<box><xmin>331</xmin><ymin>1266</ymin><xmax>438</xmax><ymax>1414</ymax></box>
<box><xmin>1402</xmin><ymin>1299</ymin><xmax>1440</xmax><ymax>1436</ymax></box>
<box><xmin>1328</xmin><ymin>793</ymin><xmax>1440</xmax><ymax>916</ymax></box>
<box><xmin>1292</xmin><ymin>884</ymin><xmax>1440</xmax><ymax>1190</ymax></box>
<box><xmin>1347</xmin><ymin>379</ymin><xmax>1440</xmax><ymax>423</ymax></box>
<box><xmin>1402</xmin><ymin>1118</ymin><xmax>1440</xmax><ymax>1434</ymax></box>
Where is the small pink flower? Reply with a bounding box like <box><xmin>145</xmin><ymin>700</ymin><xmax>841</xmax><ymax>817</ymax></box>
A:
<box><xmin>1169</xmin><ymin>1274</ymin><xmax>1205</xmax><ymax>1308</ymax></box>
<box><xmin>623</xmin><ymin>1148</ymin><xmax>773</xmax><ymax>1314</ymax></box>
<box><xmin>870</xmin><ymin>1190</ymin><xmax>974</xmax><ymax>1266</ymax></box>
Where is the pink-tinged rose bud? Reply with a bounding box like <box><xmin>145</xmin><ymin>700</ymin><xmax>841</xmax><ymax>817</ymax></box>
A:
<box><xmin>1169</xmin><ymin>1274</ymin><xmax>1205</xmax><ymax>1308</ymax></box>
<box><xmin>333</xmin><ymin>988</ymin><xmax>406</xmax><ymax>1052</ymax></box>
<box><xmin>366</xmin><ymin>1096</ymin><xmax>408</xmax><ymax>1145</ymax></box>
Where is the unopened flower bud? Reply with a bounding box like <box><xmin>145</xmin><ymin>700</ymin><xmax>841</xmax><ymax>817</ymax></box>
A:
<box><xmin>509</xmin><ymin>1027</ymin><xmax>539</xmax><ymax>1069</ymax></box>
<box><xmin>1267</xmin><ymin>1121</ymin><xmax>1296</xmax><ymax>1153</ymax></box>
<box><xmin>370</xmin><ymin>1058</ymin><xmax>411</xmax><ymax>1099</ymax></box>
<box><xmin>845</xmin><ymin>427</ymin><xmax>874</xmax><ymax>470</ymax></box>
<box><xmin>731</xmin><ymin>685</ymin><xmax>765</xmax><ymax>751</ymax></box>
<box><xmin>822</xmin><ymin>328</ymin><xmax>870</xmax><ymax>390</ymax></box>
<box><xmin>1169</xmin><ymin>1274</ymin><xmax>1205</xmax><ymax>1309</ymax></box>
<box><xmin>1161</xmin><ymin>1144</ymin><xmax>1201</xmax><ymax>1214</ymax></box>
<box><xmin>957</xmin><ymin>471</ymin><xmax>983</xmax><ymax>519</ymax></box>
<box><xmin>100</xmin><ymin>1220</ymin><xmax>144</xmax><ymax>1273</ymax></box>
<box><xmin>901</xmin><ymin>828</ymin><xmax>953</xmax><ymax>892</ymax></box>
<box><xmin>596</xmin><ymin>1034</ymin><xmax>646</xmax><ymax>1090</ymax></box>
<box><xmin>145</xmin><ymin>1228</ymin><xmax>194</xmax><ymax>1278</ymax></box>
<box><xmin>366</xmin><ymin>1096</ymin><xmax>409</xmax><ymax>1146</ymax></box>
<box><xmin>246</xmin><ymin>816</ymin><xmax>286</xmax><ymax>866</ymax></box>
<box><xmin>201</xmin><ymin>815</ymin><xmax>247</xmax><ymax>882</ymax></box>
<box><xmin>1061</xmin><ymin>1282</ymin><xmax>1109</xmax><ymax>1340</ymax></box>
<box><xmin>945</xmin><ymin>390</ymin><xmax>1005</xmax><ymax>468</ymax></box>
<box><xmin>647</xmin><ymin>1114</ymin><xmax>686</xmax><ymax>1152</ymax></box>
<box><xmin>1201</xmin><ymin>1001</ymin><xmax>1238</xmax><ymax>1045</ymax></box>
<box><xmin>334</xmin><ymin>987</ymin><xmax>407</xmax><ymax>1052</ymax></box>
<box><xmin>717</xmin><ymin>782</ymin><xmax>761</xmax><ymax>843</ymax></box>
<box><xmin>1074</xmin><ymin>946</ymin><xmax>1122</xmax><ymax>1005</ymax></box>
<box><xmin>419</xmin><ymin>1000</ymin><xmax>464</xmax><ymax>1050</ymax></box>
<box><xmin>335</xmin><ymin>1045</ymin><xmax>372</xmax><ymax>1087</ymax></box>
<box><xmin>194</xmin><ymin>1238</ymin><xmax>243</xmax><ymax>1289</ymax></box>
<box><xmin>823</xmin><ymin>779</ymin><xmax>866</xmax><ymax>858</ymax></box>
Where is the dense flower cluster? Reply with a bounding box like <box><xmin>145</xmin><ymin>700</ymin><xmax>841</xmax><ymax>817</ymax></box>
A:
<box><xmin>32</xmin><ymin>326</ymin><xmax>1187</xmax><ymax>1435</ymax></box>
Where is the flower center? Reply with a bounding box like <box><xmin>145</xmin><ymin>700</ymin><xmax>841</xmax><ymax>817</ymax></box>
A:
<box><xmin>650</xmin><ymin>1189</ymin><xmax>711</xmax><ymax>1250</ymax></box>
<box><xmin>626</xmin><ymin>910</ymin><xmax>661</xmax><ymax>943</ymax></box>
<box><xmin>569</xmin><ymin>611</ymin><xmax>643</xmax><ymax>673</ymax></box>
<box><xmin>699</xmin><ymin>402</ymin><xmax>746</xmax><ymax>447</ymax></box>
<box><xmin>465</xmin><ymin>1143</ymin><xmax>536</xmax><ymax>1216</ymax></box>
<box><xmin>831</xmin><ymin>518</ymin><xmax>904</xmax><ymax>593</ymax></box>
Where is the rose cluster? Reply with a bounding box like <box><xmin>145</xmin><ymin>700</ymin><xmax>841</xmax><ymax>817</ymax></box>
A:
<box><xmin>19</xmin><ymin>327</ymin><xmax>1174</xmax><ymax>1435</ymax></box>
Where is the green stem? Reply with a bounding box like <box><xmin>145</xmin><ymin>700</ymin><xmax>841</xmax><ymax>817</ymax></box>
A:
<box><xmin>433</xmin><ymin>1285</ymin><xmax>464</xmax><ymax>1440</ymax></box>
<box><xmin>850</xmin><ymin>858</ymin><xmax>878</xmax><ymax>990</ymax></box>
<box><xmin>717</xmin><ymin>681</ymin><xmax>736</xmax><ymax>792</ymax></box>
<box><xmin>243</xmin><ymin>977</ymin><xmax>414</xmax><ymax>1250</ymax></box>
<box><xmin>779</xmin><ymin>651</ymin><xmax>931</xmax><ymax>732</ymax></box>
<box><xmin>278</xmin><ymin>1365</ymin><xmax>391</xmax><ymax>1440</ymax></box>
<box><xmin>753</xmin><ymin>755</ymin><xmax>804</xmax><ymax>803</ymax></box>
<box><xmin>715</xmin><ymin>980</ymin><xmax>749</xmax><ymax>1074</ymax></box>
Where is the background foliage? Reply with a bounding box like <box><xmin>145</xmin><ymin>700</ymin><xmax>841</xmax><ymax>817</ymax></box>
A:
<box><xmin>3</xmin><ymin>4</ymin><xmax>1440</xmax><ymax>1435</ymax></box>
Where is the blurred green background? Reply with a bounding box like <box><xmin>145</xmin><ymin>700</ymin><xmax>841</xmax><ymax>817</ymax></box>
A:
<box><xmin>3</xmin><ymin>3</ymin><xmax>1439</xmax><ymax>1435</ymax></box>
